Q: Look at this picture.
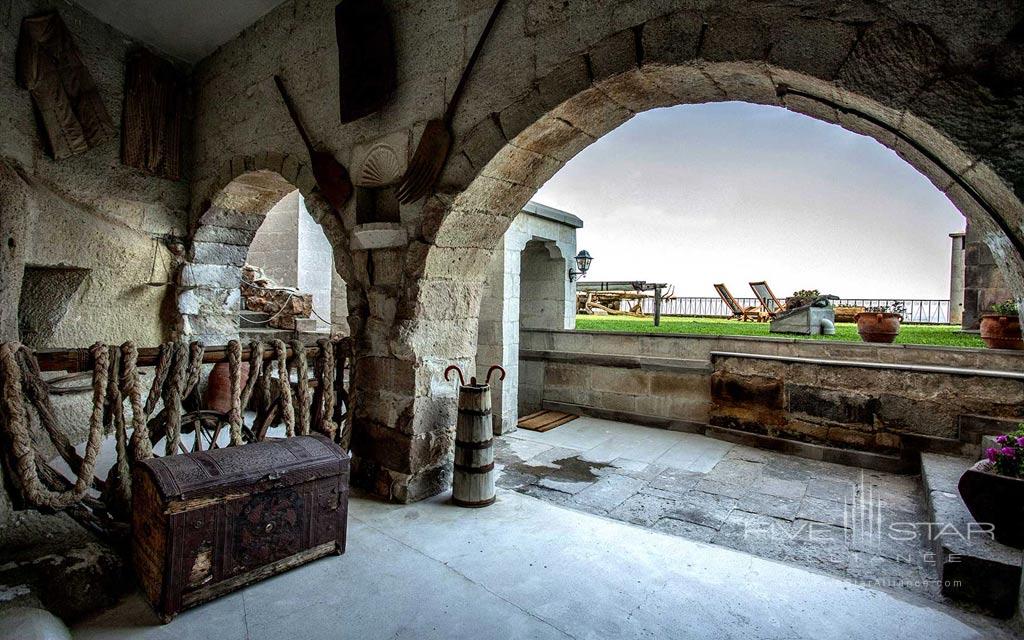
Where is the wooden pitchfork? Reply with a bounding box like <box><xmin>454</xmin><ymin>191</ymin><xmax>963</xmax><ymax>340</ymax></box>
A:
<box><xmin>396</xmin><ymin>0</ymin><xmax>508</xmax><ymax>204</ymax></box>
<box><xmin>274</xmin><ymin>75</ymin><xmax>353</xmax><ymax>212</ymax></box>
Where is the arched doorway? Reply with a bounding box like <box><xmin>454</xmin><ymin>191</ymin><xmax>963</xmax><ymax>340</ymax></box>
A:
<box><xmin>179</xmin><ymin>169</ymin><xmax>352</xmax><ymax>345</ymax></box>
<box><xmin>388</xmin><ymin>61</ymin><xmax>1024</xmax><ymax>503</ymax></box>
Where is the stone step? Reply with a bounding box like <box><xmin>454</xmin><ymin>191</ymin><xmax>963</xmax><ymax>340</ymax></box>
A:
<box><xmin>240</xmin><ymin>310</ymin><xmax>271</xmax><ymax>328</ymax></box>
<box><xmin>920</xmin><ymin>452</ymin><xmax>1022</xmax><ymax>617</ymax></box>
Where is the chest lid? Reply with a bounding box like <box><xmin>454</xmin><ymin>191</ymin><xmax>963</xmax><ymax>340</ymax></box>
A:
<box><xmin>137</xmin><ymin>435</ymin><xmax>349</xmax><ymax>502</ymax></box>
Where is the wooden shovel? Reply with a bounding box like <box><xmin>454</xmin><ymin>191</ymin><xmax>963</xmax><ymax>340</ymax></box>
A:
<box><xmin>396</xmin><ymin>0</ymin><xmax>508</xmax><ymax>204</ymax></box>
<box><xmin>274</xmin><ymin>75</ymin><xmax>353</xmax><ymax>212</ymax></box>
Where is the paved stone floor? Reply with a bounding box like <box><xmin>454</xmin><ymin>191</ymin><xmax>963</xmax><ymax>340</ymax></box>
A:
<box><xmin>496</xmin><ymin>417</ymin><xmax>942</xmax><ymax>600</ymax></box>
<box><xmin>75</xmin><ymin>488</ymin><xmax>1014</xmax><ymax>639</ymax></box>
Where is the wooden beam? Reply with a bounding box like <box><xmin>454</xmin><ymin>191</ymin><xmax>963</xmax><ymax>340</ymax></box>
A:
<box><xmin>34</xmin><ymin>342</ymin><xmax>337</xmax><ymax>373</ymax></box>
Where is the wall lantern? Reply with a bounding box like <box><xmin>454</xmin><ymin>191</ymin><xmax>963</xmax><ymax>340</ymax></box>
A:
<box><xmin>569</xmin><ymin>250</ymin><xmax>593</xmax><ymax>282</ymax></box>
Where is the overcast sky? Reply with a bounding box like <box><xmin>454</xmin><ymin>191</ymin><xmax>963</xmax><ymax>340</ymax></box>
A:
<box><xmin>532</xmin><ymin>102</ymin><xmax>965</xmax><ymax>300</ymax></box>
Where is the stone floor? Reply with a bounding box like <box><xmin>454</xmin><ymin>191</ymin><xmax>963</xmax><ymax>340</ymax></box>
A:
<box><xmin>496</xmin><ymin>417</ymin><xmax>941</xmax><ymax>600</ymax></box>
<box><xmin>74</xmin><ymin>488</ymin><xmax>1014</xmax><ymax>639</ymax></box>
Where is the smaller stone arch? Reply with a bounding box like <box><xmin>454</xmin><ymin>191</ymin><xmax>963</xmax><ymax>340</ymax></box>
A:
<box><xmin>178</xmin><ymin>169</ymin><xmax>301</xmax><ymax>344</ymax></box>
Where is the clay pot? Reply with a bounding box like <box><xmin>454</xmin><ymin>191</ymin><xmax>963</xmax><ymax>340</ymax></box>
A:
<box><xmin>854</xmin><ymin>312</ymin><xmax>902</xmax><ymax>344</ymax></box>
<box><xmin>203</xmin><ymin>362</ymin><xmax>250</xmax><ymax>414</ymax></box>
<box><xmin>958</xmin><ymin>460</ymin><xmax>1024</xmax><ymax>548</ymax></box>
<box><xmin>979</xmin><ymin>314</ymin><xmax>1024</xmax><ymax>350</ymax></box>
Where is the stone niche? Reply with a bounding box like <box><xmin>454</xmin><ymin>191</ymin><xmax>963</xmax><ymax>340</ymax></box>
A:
<box><xmin>17</xmin><ymin>265</ymin><xmax>90</xmax><ymax>348</ymax></box>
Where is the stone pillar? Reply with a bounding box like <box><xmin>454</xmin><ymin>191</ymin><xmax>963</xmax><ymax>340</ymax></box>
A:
<box><xmin>962</xmin><ymin>218</ymin><xmax>1015</xmax><ymax>330</ymax></box>
<box><xmin>949</xmin><ymin>232</ymin><xmax>965</xmax><ymax>326</ymax></box>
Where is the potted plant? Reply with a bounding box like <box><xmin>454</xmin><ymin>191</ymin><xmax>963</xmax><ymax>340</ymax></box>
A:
<box><xmin>979</xmin><ymin>299</ymin><xmax>1023</xmax><ymax>350</ymax></box>
<box><xmin>855</xmin><ymin>301</ymin><xmax>905</xmax><ymax>343</ymax></box>
<box><xmin>958</xmin><ymin>426</ymin><xmax>1024</xmax><ymax>547</ymax></box>
<box><xmin>785</xmin><ymin>289</ymin><xmax>821</xmax><ymax>310</ymax></box>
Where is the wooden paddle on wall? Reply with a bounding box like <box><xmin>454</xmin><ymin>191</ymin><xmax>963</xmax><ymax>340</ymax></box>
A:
<box><xmin>273</xmin><ymin>75</ymin><xmax>353</xmax><ymax>212</ymax></box>
<box><xmin>396</xmin><ymin>0</ymin><xmax>508</xmax><ymax>204</ymax></box>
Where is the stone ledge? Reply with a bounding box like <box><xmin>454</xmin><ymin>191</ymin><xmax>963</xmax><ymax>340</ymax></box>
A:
<box><xmin>711</xmin><ymin>351</ymin><xmax>1024</xmax><ymax>380</ymax></box>
<box><xmin>520</xmin><ymin>349</ymin><xmax>712</xmax><ymax>374</ymax></box>
<box><xmin>921</xmin><ymin>453</ymin><xmax>1023</xmax><ymax>617</ymax></box>
<box><xmin>540</xmin><ymin>400</ymin><xmax>914</xmax><ymax>474</ymax></box>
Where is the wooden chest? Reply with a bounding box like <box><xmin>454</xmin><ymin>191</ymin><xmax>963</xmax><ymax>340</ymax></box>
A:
<box><xmin>132</xmin><ymin>435</ymin><xmax>349</xmax><ymax>622</ymax></box>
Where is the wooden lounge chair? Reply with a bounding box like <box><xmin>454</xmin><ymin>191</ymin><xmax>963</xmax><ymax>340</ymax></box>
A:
<box><xmin>714</xmin><ymin>283</ymin><xmax>765</xmax><ymax>322</ymax></box>
<box><xmin>748</xmin><ymin>281</ymin><xmax>785</xmax><ymax>319</ymax></box>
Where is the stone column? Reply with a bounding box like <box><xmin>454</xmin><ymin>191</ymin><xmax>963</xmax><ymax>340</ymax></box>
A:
<box><xmin>949</xmin><ymin>232</ymin><xmax>965</xmax><ymax>326</ymax></box>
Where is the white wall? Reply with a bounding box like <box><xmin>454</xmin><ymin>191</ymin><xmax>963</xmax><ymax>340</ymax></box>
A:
<box><xmin>476</xmin><ymin>209</ymin><xmax>578</xmax><ymax>434</ymax></box>
<box><xmin>246</xmin><ymin>190</ymin><xmax>337</xmax><ymax>331</ymax></box>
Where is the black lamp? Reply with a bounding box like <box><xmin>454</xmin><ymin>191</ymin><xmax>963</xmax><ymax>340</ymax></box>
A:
<box><xmin>569</xmin><ymin>250</ymin><xmax>592</xmax><ymax>282</ymax></box>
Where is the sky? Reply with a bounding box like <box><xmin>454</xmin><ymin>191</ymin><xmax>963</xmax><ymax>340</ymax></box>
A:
<box><xmin>532</xmin><ymin>102</ymin><xmax>965</xmax><ymax>300</ymax></box>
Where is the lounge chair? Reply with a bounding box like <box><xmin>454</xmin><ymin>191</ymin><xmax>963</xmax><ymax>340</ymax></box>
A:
<box><xmin>714</xmin><ymin>283</ymin><xmax>765</xmax><ymax>322</ymax></box>
<box><xmin>748</xmin><ymin>281</ymin><xmax>785</xmax><ymax>319</ymax></box>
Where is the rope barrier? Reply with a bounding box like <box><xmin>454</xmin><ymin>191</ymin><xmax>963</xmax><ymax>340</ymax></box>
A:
<box><xmin>0</xmin><ymin>338</ymin><xmax>349</xmax><ymax>536</ymax></box>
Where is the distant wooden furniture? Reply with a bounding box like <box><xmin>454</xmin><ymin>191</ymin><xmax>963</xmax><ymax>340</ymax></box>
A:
<box><xmin>749</xmin><ymin>281</ymin><xmax>786</xmax><ymax>319</ymax></box>
<box><xmin>714</xmin><ymin>284</ymin><xmax>765</xmax><ymax>322</ymax></box>
<box><xmin>132</xmin><ymin>435</ymin><xmax>349</xmax><ymax>623</ymax></box>
<box><xmin>833</xmin><ymin>306</ymin><xmax>864</xmax><ymax>323</ymax></box>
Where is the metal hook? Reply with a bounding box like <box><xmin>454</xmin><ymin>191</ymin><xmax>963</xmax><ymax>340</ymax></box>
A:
<box><xmin>485</xmin><ymin>365</ymin><xmax>506</xmax><ymax>385</ymax></box>
<box><xmin>444</xmin><ymin>365</ymin><xmax>466</xmax><ymax>386</ymax></box>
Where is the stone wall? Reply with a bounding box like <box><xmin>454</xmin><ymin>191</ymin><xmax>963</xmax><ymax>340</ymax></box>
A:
<box><xmin>475</xmin><ymin>204</ymin><xmax>579</xmax><ymax>434</ymax></box>
<box><xmin>963</xmin><ymin>217</ymin><xmax>1014</xmax><ymax>330</ymax></box>
<box><xmin>521</xmin><ymin>329</ymin><xmax>1024</xmax><ymax>462</ymax></box>
<box><xmin>189</xmin><ymin>0</ymin><xmax>1024</xmax><ymax>502</ymax></box>
<box><xmin>247</xmin><ymin>191</ymin><xmax>301</xmax><ymax>286</ymax></box>
<box><xmin>1</xmin><ymin>0</ymin><xmax>189</xmax><ymax>347</ymax></box>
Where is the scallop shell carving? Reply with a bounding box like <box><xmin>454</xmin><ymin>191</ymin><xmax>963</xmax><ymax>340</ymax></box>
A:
<box><xmin>358</xmin><ymin>144</ymin><xmax>402</xmax><ymax>187</ymax></box>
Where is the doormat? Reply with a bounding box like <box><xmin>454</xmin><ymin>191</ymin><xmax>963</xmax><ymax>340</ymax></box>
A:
<box><xmin>517</xmin><ymin>410</ymin><xmax>579</xmax><ymax>432</ymax></box>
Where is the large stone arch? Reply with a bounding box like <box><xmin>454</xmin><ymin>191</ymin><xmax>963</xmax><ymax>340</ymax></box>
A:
<box><xmin>188</xmin><ymin>0</ymin><xmax>1024</xmax><ymax>503</ymax></box>
<box><xmin>398</xmin><ymin>44</ymin><xmax>1024</xmax><ymax>503</ymax></box>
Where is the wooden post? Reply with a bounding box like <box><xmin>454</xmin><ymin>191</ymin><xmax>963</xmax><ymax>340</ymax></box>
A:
<box><xmin>654</xmin><ymin>286</ymin><xmax>662</xmax><ymax>327</ymax></box>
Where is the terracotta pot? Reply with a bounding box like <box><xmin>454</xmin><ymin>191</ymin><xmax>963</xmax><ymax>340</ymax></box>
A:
<box><xmin>203</xmin><ymin>361</ymin><xmax>250</xmax><ymax>414</ymax></box>
<box><xmin>958</xmin><ymin>460</ymin><xmax>1024</xmax><ymax>548</ymax></box>
<box><xmin>854</xmin><ymin>312</ymin><xmax>902</xmax><ymax>343</ymax></box>
<box><xmin>979</xmin><ymin>314</ymin><xmax>1023</xmax><ymax>350</ymax></box>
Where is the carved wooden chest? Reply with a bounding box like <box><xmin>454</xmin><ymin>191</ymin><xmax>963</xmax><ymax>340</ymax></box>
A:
<box><xmin>132</xmin><ymin>435</ymin><xmax>349</xmax><ymax>622</ymax></box>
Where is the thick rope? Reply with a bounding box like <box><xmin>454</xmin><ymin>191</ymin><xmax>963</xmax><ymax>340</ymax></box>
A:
<box><xmin>227</xmin><ymin>340</ymin><xmax>244</xmax><ymax>445</ymax></box>
<box><xmin>122</xmin><ymin>341</ymin><xmax>153</xmax><ymax>460</ymax></box>
<box><xmin>240</xmin><ymin>340</ymin><xmax>265</xmax><ymax>414</ymax></box>
<box><xmin>290</xmin><ymin>340</ymin><xmax>311</xmax><ymax>436</ymax></box>
<box><xmin>271</xmin><ymin>340</ymin><xmax>295</xmax><ymax>437</ymax></box>
<box><xmin>142</xmin><ymin>342</ymin><xmax>172</xmax><ymax>416</ymax></box>
<box><xmin>161</xmin><ymin>342</ymin><xmax>188</xmax><ymax>455</ymax></box>
<box><xmin>313</xmin><ymin>338</ymin><xmax>337</xmax><ymax>439</ymax></box>
<box><xmin>104</xmin><ymin>345</ymin><xmax>132</xmax><ymax>514</ymax></box>
<box><xmin>0</xmin><ymin>342</ymin><xmax>108</xmax><ymax>509</ymax></box>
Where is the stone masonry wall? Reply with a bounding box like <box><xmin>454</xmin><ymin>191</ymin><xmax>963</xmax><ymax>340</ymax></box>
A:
<box><xmin>192</xmin><ymin>0</ymin><xmax>1024</xmax><ymax>502</ymax></box>
<box><xmin>1</xmin><ymin>0</ymin><xmax>189</xmax><ymax>346</ymax></box>
<box><xmin>521</xmin><ymin>329</ymin><xmax>1024</xmax><ymax>460</ymax></box>
<box><xmin>963</xmin><ymin>216</ymin><xmax>1014</xmax><ymax>330</ymax></box>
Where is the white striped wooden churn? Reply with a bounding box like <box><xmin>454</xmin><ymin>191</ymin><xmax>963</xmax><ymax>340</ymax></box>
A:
<box><xmin>452</xmin><ymin>383</ymin><xmax>495</xmax><ymax>507</ymax></box>
<box><xmin>447</xmin><ymin>365</ymin><xmax>504</xmax><ymax>508</ymax></box>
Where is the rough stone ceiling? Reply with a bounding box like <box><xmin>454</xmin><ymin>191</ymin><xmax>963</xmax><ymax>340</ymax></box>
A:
<box><xmin>73</xmin><ymin>0</ymin><xmax>287</xmax><ymax>63</ymax></box>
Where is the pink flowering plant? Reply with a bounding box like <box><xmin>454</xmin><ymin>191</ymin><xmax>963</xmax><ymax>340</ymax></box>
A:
<box><xmin>985</xmin><ymin>425</ymin><xmax>1024</xmax><ymax>478</ymax></box>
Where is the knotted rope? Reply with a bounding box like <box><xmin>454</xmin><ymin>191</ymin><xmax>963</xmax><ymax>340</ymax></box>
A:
<box><xmin>290</xmin><ymin>339</ymin><xmax>311</xmax><ymax>436</ymax></box>
<box><xmin>270</xmin><ymin>339</ymin><xmax>296</xmax><ymax>437</ymax></box>
<box><xmin>313</xmin><ymin>338</ymin><xmax>337</xmax><ymax>439</ymax></box>
<box><xmin>0</xmin><ymin>337</ymin><xmax>347</xmax><ymax>529</ymax></box>
<box><xmin>0</xmin><ymin>342</ymin><xmax>108</xmax><ymax>509</ymax></box>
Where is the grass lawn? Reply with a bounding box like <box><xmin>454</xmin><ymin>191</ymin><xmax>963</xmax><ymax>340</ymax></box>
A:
<box><xmin>575</xmin><ymin>315</ymin><xmax>986</xmax><ymax>348</ymax></box>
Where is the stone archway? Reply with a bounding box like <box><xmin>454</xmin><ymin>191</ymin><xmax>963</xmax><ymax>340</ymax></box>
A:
<box><xmin>390</xmin><ymin>61</ymin><xmax>1024</xmax><ymax>503</ymax></box>
<box><xmin>179</xmin><ymin>162</ymin><xmax>354</xmax><ymax>345</ymax></box>
<box><xmin>187</xmin><ymin>3</ymin><xmax>1024</xmax><ymax>504</ymax></box>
